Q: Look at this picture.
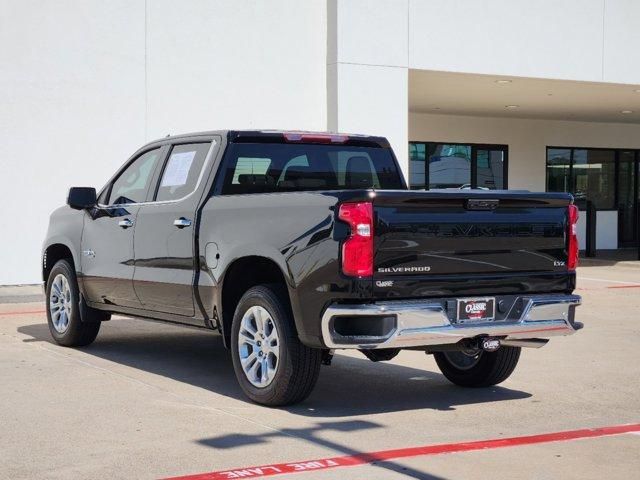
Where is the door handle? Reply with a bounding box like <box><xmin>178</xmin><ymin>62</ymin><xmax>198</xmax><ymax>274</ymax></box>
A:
<box><xmin>118</xmin><ymin>218</ymin><xmax>134</xmax><ymax>229</ymax></box>
<box><xmin>173</xmin><ymin>217</ymin><xmax>192</xmax><ymax>229</ymax></box>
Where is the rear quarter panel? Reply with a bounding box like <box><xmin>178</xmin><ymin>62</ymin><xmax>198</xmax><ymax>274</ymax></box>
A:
<box><xmin>198</xmin><ymin>191</ymin><xmax>371</xmax><ymax>346</ymax></box>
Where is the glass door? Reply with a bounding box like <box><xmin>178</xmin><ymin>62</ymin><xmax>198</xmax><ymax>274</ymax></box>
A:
<box><xmin>427</xmin><ymin>143</ymin><xmax>472</xmax><ymax>189</ymax></box>
<box><xmin>618</xmin><ymin>151</ymin><xmax>638</xmax><ymax>246</ymax></box>
<box><xmin>474</xmin><ymin>146</ymin><xmax>507</xmax><ymax>190</ymax></box>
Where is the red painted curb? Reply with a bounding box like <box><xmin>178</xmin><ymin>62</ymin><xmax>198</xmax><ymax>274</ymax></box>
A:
<box><xmin>165</xmin><ymin>423</ymin><xmax>640</xmax><ymax>480</ymax></box>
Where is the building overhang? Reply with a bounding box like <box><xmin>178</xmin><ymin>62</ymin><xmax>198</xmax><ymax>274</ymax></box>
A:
<box><xmin>410</xmin><ymin>70</ymin><xmax>640</xmax><ymax>124</ymax></box>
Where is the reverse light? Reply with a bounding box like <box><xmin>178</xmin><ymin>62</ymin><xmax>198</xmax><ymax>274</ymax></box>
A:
<box><xmin>567</xmin><ymin>204</ymin><xmax>579</xmax><ymax>270</ymax></box>
<box><xmin>338</xmin><ymin>202</ymin><xmax>373</xmax><ymax>277</ymax></box>
<box><xmin>283</xmin><ymin>132</ymin><xmax>349</xmax><ymax>144</ymax></box>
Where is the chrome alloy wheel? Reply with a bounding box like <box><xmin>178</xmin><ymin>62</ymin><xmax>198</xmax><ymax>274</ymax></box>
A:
<box><xmin>49</xmin><ymin>273</ymin><xmax>72</xmax><ymax>334</ymax></box>
<box><xmin>443</xmin><ymin>349</ymin><xmax>483</xmax><ymax>371</ymax></box>
<box><xmin>237</xmin><ymin>306</ymin><xmax>280</xmax><ymax>388</ymax></box>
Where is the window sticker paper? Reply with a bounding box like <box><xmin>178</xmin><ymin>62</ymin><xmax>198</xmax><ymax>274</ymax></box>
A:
<box><xmin>161</xmin><ymin>151</ymin><xmax>196</xmax><ymax>187</ymax></box>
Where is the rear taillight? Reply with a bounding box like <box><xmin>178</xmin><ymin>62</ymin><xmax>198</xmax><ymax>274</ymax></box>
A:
<box><xmin>567</xmin><ymin>204</ymin><xmax>579</xmax><ymax>270</ymax></box>
<box><xmin>338</xmin><ymin>202</ymin><xmax>373</xmax><ymax>277</ymax></box>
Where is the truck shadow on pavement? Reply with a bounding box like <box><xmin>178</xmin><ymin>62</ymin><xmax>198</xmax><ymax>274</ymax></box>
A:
<box><xmin>17</xmin><ymin>318</ymin><xmax>531</xmax><ymax>417</ymax></box>
<box><xmin>198</xmin><ymin>419</ymin><xmax>448</xmax><ymax>479</ymax></box>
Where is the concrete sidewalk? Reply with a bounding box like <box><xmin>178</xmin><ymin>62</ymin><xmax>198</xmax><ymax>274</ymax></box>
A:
<box><xmin>580</xmin><ymin>248</ymin><xmax>640</xmax><ymax>269</ymax></box>
<box><xmin>0</xmin><ymin>284</ymin><xmax>44</xmax><ymax>304</ymax></box>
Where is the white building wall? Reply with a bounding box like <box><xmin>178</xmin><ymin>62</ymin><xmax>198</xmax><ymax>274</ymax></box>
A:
<box><xmin>328</xmin><ymin>63</ymin><xmax>409</xmax><ymax>179</ymax></box>
<box><xmin>146</xmin><ymin>0</ymin><xmax>327</xmax><ymax>139</ymax></box>
<box><xmin>331</xmin><ymin>0</ymin><xmax>640</xmax><ymax>84</ymax></box>
<box><xmin>0</xmin><ymin>0</ymin><xmax>327</xmax><ymax>285</ymax></box>
<box><xmin>327</xmin><ymin>0</ymin><xmax>409</xmax><ymax>176</ymax></box>
<box><xmin>603</xmin><ymin>0</ymin><xmax>640</xmax><ymax>83</ymax></box>
<box><xmin>0</xmin><ymin>1</ymin><xmax>146</xmax><ymax>285</ymax></box>
<box><xmin>409</xmin><ymin>0</ymin><xmax>640</xmax><ymax>84</ymax></box>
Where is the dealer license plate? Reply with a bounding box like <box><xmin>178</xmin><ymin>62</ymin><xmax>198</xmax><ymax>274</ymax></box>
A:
<box><xmin>456</xmin><ymin>297</ymin><xmax>496</xmax><ymax>324</ymax></box>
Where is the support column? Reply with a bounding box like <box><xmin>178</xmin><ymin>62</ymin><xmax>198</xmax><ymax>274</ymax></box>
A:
<box><xmin>327</xmin><ymin>0</ymin><xmax>410</xmax><ymax>180</ymax></box>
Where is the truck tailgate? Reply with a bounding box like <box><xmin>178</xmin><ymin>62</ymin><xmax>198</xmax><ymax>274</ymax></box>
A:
<box><xmin>373</xmin><ymin>190</ymin><xmax>575</xmax><ymax>298</ymax></box>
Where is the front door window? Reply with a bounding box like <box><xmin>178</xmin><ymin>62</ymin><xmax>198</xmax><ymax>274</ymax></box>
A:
<box><xmin>108</xmin><ymin>148</ymin><xmax>162</xmax><ymax>205</ymax></box>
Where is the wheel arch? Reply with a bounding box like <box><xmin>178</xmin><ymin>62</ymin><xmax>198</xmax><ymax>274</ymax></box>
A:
<box><xmin>43</xmin><ymin>242</ymin><xmax>77</xmax><ymax>284</ymax></box>
<box><xmin>219</xmin><ymin>255</ymin><xmax>295</xmax><ymax>349</ymax></box>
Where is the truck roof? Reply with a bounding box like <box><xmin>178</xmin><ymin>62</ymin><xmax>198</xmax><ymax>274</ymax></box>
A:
<box><xmin>148</xmin><ymin>130</ymin><xmax>391</xmax><ymax>148</ymax></box>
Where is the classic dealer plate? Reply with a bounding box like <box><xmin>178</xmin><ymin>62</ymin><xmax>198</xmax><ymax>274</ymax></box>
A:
<box><xmin>456</xmin><ymin>297</ymin><xmax>496</xmax><ymax>323</ymax></box>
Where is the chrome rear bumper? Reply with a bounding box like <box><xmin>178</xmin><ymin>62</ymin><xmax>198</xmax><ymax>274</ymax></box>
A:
<box><xmin>321</xmin><ymin>294</ymin><xmax>581</xmax><ymax>349</ymax></box>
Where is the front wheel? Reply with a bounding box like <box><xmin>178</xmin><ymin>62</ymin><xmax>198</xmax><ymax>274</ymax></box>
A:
<box><xmin>230</xmin><ymin>285</ymin><xmax>321</xmax><ymax>406</ymax></box>
<box><xmin>434</xmin><ymin>346</ymin><xmax>521</xmax><ymax>387</ymax></box>
<box><xmin>46</xmin><ymin>259</ymin><xmax>101</xmax><ymax>347</ymax></box>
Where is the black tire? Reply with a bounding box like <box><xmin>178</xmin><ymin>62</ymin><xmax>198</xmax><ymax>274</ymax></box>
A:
<box><xmin>45</xmin><ymin>259</ymin><xmax>101</xmax><ymax>347</ymax></box>
<box><xmin>230</xmin><ymin>285</ymin><xmax>321</xmax><ymax>406</ymax></box>
<box><xmin>434</xmin><ymin>346</ymin><xmax>521</xmax><ymax>387</ymax></box>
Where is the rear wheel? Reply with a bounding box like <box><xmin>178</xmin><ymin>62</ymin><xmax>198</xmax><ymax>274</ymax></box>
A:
<box><xmin>231</xmin><ymin>285</ymin><xmax>321</xmax><ymax>406</ymax></box>
<box><xmin>434</xmin><ymin>346</ymin><xmax>521</xmax><ymax>387</ymax></box>
<box><xmin>46</xmin><ymin>259</ymin><xmax>101</xmax><ymax>347</ymax></box>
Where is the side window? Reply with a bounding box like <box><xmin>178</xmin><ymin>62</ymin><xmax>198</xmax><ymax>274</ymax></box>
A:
<box><xmin>155</xmin><ymin>143</ymin><xmax>211</xmax><ymax>202</ymax></box>
<box><xmin>231</xmin><ymin>157</ymin><xmax>271</xmax><ymax>185</ymax></box>
<box><xmin>277</xmin><ymin>155</ymin><xmax>309</xmax><ymax>184</ymax></box>
<box><xmin>331</xmin><ymin>151</ymin><xmax>381</xmax><ymax>188</ymax></box>
<box><xmin>231</xmin><ymin>157</ymin><xmax>272</xmax><ymax>184</ymax></box>
<box><xmin>109</xmin><ymin>148</ymin><xmax>162</xmax><ymax>205</ymax></box>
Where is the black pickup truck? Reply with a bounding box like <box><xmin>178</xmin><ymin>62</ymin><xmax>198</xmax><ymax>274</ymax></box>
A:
<box><xmin>42</xmin><ymin>130</ymin><xmax>582</xmax><ymax>406</ymax></box>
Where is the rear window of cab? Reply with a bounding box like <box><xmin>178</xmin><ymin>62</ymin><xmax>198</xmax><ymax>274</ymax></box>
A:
<box><xmin>219</xmin><ymin>143</ymin><xmax>403</xmax><ymax>194</ymax></box>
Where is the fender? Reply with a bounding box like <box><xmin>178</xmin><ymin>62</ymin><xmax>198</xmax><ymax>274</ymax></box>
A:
<box><xmin>204</xmin><ymin>243</ymin><xmax>300</xmax><ymax>344</ymax></box>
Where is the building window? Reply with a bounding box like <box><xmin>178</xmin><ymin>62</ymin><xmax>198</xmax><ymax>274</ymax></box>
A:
<box><xmin>408</xmin><ymin>143</ymin><xmax>426</xmax><ymax>188</ymax></box>
<box><xmin>546</xmin><ymin>147</ymin><xmax>618</xmax><ymax>210</ymax></box>
<box><xmin>409</xmin><ymin>142</ymin><xmax>508</xmax><ymax>190</ymax></box>
<box><xmin>546</xmin><ymin>148</ymin><xmax>572</xmax><ymax>194</ymax></box>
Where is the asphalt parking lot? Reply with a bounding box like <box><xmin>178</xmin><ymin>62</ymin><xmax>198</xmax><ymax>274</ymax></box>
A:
<box><xmin>1</xmin><ymin>263</ymin><xmax>639</xmax><ymax>480</ymax></box>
